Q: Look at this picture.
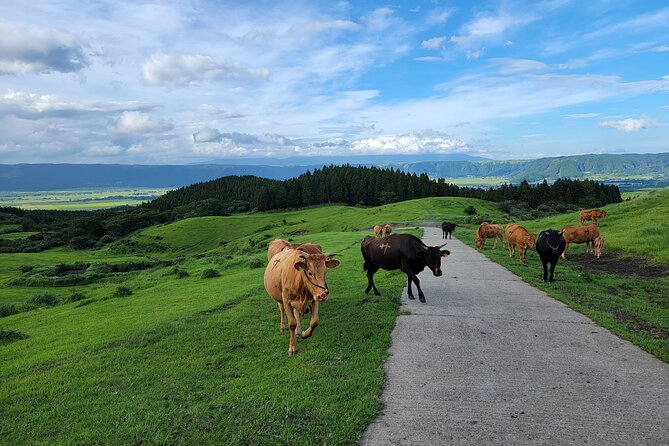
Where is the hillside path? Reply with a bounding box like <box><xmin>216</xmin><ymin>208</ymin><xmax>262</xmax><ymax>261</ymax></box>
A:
<box><xmin>361</xmin><ymin>226</ymin><xmax>669</xmax><ymax>445</ymax></box>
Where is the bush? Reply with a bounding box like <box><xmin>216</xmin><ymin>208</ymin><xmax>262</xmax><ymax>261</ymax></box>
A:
<box><xmin>248</xmin><ymin>258</ymin><xmax>264</xmax><ymax>269</ymax></box>
<box><xmin>113</xmin><ymin>286</ymin><xmax>132</xmax><ymax>297</ymax></box>
<box><xmin>0</xmin><ymin>304</ymin><xmax>19</xmax><ymax>318</ymax></box>
<box><xmin>69</xmin><ymin>292</ymin><xmax>86</xmax><ymax>302</ymax></box>
<box><xmin>0</xmin><ymin>328</ymin><xmax>27</xmax><ymax>344</ymax></box>
<box><xmin>19</xmin><ymin>265</ymin><xmax>33</xmax><ymax>273</ymax></box>
<box><xmin>464</xmin><ymin>205</ymin><xmax>478</xmax><ymax>215</ymax></box>
<box><xmin>24</xmin><ymin>292</ymin><xmax>60</xmax><ymax>308</ymax></box>
<box><xmin>201</xmin><ymin>269</ymin><xmax>220</xmax><ymax>279</ymax></box>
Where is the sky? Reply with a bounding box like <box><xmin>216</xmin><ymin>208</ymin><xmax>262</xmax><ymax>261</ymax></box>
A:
<box><xmin>1</xmin><ymin>0</ymin><xmax>668</xmax><ymax>164</ymax></box>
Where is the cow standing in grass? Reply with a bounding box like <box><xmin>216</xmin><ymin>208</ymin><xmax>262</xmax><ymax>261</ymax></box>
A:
<box><xmin>361</xmin><ymin>234</ymin><xmax>449</xmax><ymax>303</ymax></box>
<box><xmin>536</xmin><ymin>230</ymin><xmax>566</xmax><ymax>282</ymax></box>
<box><xmin>506</xmin><ymin>224</ymin><xmax>536</xmax><ymax>263</ymax></box>
<box><xmin>383</xmin><ymin>224</ymin><xmax>392</xmax><ymax>237</ymax></box>
<box><xmin>561</xmin><ymin>224</ymin><xmax>600</xmax><ymax>260</ymax></box>
<box><xmin>264</xmin><ymin>248</ymin><xmax>339</xmax><ymax>356</ymax></box>
<box><xmin>580</xmin><ymin>209</ymin><xmax>609</xmax><ymax>226</ymax></box>
<box><xmin>476</xmin><ymin>222</ymin><xmax>504</xmax><ymax>249</ymax></box>
<box><xmin>374</xmin><ymin>225</ymin><xmax>383</xmax><ymax>237</ymax></box>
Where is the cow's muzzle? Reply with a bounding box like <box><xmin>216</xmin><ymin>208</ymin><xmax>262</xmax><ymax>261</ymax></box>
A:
<box><xmin>315</xmin><ymin>289</ymin><xmax>329</xmax><ymax>301</ymax></box>
<box><xmin>432</xmin><ymin>268</ymin><xmax>443</xmax><ymax>277</ymax></box>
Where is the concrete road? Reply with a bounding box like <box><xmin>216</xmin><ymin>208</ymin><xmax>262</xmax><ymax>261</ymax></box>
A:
<box><xmin>362</xmin><ymin>227</ymin><xmax>669</xmax><ymax>445</ymax></box>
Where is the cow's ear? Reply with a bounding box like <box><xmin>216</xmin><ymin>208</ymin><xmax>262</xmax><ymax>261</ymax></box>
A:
<box><xmin>326</xmin><ymin>259</ymin><xmax>340</xmax><ymax>269</ymax></box>
<box><xmin>294</xmin><ymin>260</ymin><xmax>307</xmax><ymax>271</ymax></box>
<box><xmin>441</xmin><ymin>249</ymin><xmax>450</xmax><ymax>258</ymax></box>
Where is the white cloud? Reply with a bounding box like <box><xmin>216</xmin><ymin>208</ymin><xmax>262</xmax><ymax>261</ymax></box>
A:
<box><xmin>491</xmin><ymin>58</ymin><xmax>548</xmax><ymax>74</ymax></box>
<box><xmin>598</xmin><ymin>117</ymin><xmax>659</xmax><ymax>133</ymax></box>
<box><xmin>426</xmin><ymin>8</ymin><xmax>455</xmax><ymax>25</ymax></box>
<box><xmin>111</xmin><ymin>111</ymin><xmax>173</xmax><ymax>134</ymax></box>
<box><xmin>414</xmin><ymin>56</ymin><xmax>443</xmax><ymax>62</ymax></box>
<box><xmin>351</xmin><ymin>132</ymin><xmax>469</xmax><ymax>155</ymax></box>
<box><xmin>0</xmin><ymin>19</ymin><xmax>88</xmax><ymax>75</ymax></box>
<box><xmin>421</xmin><ymin>36</ymin><xmax>446</xmax><ymax>50</ymax></box>
<box><xmin>565</xmin><ymin>112</ymin><xmax>602</xmax><ymax>119</ymax></box>
<box><xmin>652</xmin><ymin>45</ymin><xmax>669</xmax><ymax>52</ymax></box>
<box><xmin>466</xmin><ymin>49</ymin><xmax>484</xmax><ymax>60</ymax></box>
<box><xmin>141</xmin><ymin>53</ymin><xmax>270</xmax><ymax>87</ymax></box>
<box><xmin>193</xmin><ymin>128</ymin><xmax>222</xmax><ymax>143</ymax></box>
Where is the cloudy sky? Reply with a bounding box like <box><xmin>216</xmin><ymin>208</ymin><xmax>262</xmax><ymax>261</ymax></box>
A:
<box><xmin>1</xmin><ymin>0</ymin><xmax>668</xmax><ymax>164</ymax></box>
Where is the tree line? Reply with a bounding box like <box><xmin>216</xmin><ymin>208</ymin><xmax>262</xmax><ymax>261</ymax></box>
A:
<box><xmin>0</xmin><ymin>165</ymin><xmax>621</xmax><ymax>253</ymax></box>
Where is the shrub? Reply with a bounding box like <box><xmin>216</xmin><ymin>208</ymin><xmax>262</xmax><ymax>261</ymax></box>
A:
<box><xmin>19</xmin><ymin>265</ymin><xmax>33</xmax><ymax>273</ymax></box>
<box><xmin>0</xmin><ymin>304</ymin><xmax>19</xmax><ymax>318</ymax></box>
<box><xmin>464</xmin><ymin>205</ymin><xmax>478</xmax><ymax>215</ymax></box>
<box><xmin>0</xmin><ymin>328</ymin><xmax>27</xmax><ymax>344</ymax></box>
<box><xmin>248</xmin><ymin>258</ymin><xmax>264</xmax><ymax>269</ymax></box>
<box><xmin>25</xmin><ymin>292</ymin><xmax>60</xmax><ymax>307</ymax></box>
<box><xmin>201</xmin><ymin>269</ymin><xmax>220</xmax><ymax>279</ymax></box>
<box><xmin>69</xmin><ymin>292</ymin><xmax>86</xmax><ymax>302</ymax></box>
<box><xmin>113</xmin><ymin>286</ymin><xmax>132</xmax><ymax>297</ymax></box>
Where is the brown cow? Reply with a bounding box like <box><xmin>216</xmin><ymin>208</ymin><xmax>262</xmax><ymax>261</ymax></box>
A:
<box><xmin>579</xmin><ymin>209</ymin><xmax>609</xmax><ymax>225</ymax></box>
<box><xmin>374</xmin><ymin>225</ymin><xmax>383</xmax><ymax>237</ymax></box>
<box><xmin>587</xmin><ymin>236</ymin><xmax>604</xmax><ymax>258</ymax></box>
<box><xmin>476</xmin><ymin>222</ymin><xmax>505</xmax><ymax>249</ymax></box>
<box><xmin>267</xmin><ymin>239</ymin><xmax>322</xmax><ymax>261</ymax></box>
<box><xmin>383</xmin><ymin>224</ymin><xmax>392</xmax><ymax>237</ymax></box>
<box><xmin>505</xmin><ymin>223</ymin><xmax>536</xmax><ymax>263</ymax></box>
<box><xmin>264</xmin><ymin>248</ymin><xmax>340</xmax><ymax>355</ymax></box>
<box><xmin>561</xmin><ymin>224</ymin><xmax>600</xmax><ymax>259</ymax></box>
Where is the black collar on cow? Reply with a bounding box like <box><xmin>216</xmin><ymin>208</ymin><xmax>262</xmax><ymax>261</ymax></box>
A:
<box><xmin>303</xmin><ymin>269</ymin><xmax>328</xmax><ymax>291</ymax></box>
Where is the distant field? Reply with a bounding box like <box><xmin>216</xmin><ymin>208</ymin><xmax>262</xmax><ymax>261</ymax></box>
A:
<box><xmin>0</xmin><ymin>188</ymin><xmax>172</xmax><ymax>210</ymax></box>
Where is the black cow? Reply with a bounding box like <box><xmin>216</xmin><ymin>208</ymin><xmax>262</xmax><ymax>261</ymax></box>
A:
<box><xmin>361</xmin><ymin>234</ymin><xmax>450</xmax><ymax>303</ymax></box>
<box><xmin>535</xmin><ymin>229</ymin><xmax>566</xmax><ymax>282</ymax></box>
<box><xmin>441</xmin><ymin>222</ymin><xmax>457</xmax><ymax>239</ymax></box>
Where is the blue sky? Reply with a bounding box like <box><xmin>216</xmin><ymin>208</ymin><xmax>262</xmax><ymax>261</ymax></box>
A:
<box><xmin>0</xmin><ymin>0</ymin><xmax>668</xmax><ymax>163</ymax></box>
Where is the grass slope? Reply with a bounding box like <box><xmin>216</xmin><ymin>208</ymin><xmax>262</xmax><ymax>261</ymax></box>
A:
<box><xmin>1</xmin><ymin>196</ymin><xmax>497</xmax><ymax>445</ymax></box>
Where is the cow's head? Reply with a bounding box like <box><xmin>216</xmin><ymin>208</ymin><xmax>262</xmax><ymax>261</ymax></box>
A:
<box><xmin>475</xmin><ymin>237</ymin><xmax>485</xmax><ymax>249</ymax></box>
<box><xmin>294</xmin><ymin>252</ymin><xmax>340</xmax><ymax>301</ymax></box>
<box><xmin>422</xmin><ymin>243</ymin><xmax>450</xmax><ymax>276</ymax></box>
<box><xmin>526</xmin><ymin>233</ymin><xmax>537</xmax><ymax>249</ymax></box>
<box><xmin>540</xmin><ymin>230</ymin><xmax>565</xmax><ymax>254</ymax></box>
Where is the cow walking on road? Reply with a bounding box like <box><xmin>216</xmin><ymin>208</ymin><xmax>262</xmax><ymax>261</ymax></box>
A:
<box><xmin>441</xmin><ymin>222</ymin><xmax>457</xmax><ymax>239</ymax></box>
<box><xmin>361</xmin><ymin>234</ymin><xmax>449</xmax><ymax>303</ymax></box>
<box><xmin>536</xmin><ymin>230</ymin><xmax>566</xmax><ymax>282</ymax></box>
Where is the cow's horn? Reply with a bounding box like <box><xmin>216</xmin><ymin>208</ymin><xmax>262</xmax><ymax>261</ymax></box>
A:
<box><xmin>298</xmin><ymin>252</ymin><xmax>311</xmax><ymax>259</ymax></box>
<box><xmin>324</xmin><ymin>252</ymin><xmax>337</xmax><ymax>258</ymax></box>
<box><xmin>439</xmin><ymin>243</ymin><xmax>448</xmax><ymax>248</ymax></box>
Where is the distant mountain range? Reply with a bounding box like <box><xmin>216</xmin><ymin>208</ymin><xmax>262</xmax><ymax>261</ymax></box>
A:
<box><xmin>1</xmin><ymin>152</ymin><xmax>667</xmax><ymax>191</ymax></box>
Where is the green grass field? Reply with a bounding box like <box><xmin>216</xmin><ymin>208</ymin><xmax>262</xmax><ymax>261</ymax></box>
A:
<box><xmin>1</xmin><ymin>192</ymin><xmax>668</xmax><ymax>444</ymax></box>
<box><xmin>0</xmin><ymin>188</ymin><xmax>172</xmax><ymax>210</ymax></box>
<box><xmin>0</xmin><ymin>196</ymin><xmax>496</xmax><ymax>445</ymax></box>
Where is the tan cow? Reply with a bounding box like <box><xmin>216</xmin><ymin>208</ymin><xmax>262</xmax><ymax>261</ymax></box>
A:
<box><xmin>476</xmin><ymin>222</ymin><xmax>505</xmax><ymax>249</ymax></box>
<box><xmin>383</xmin><ymin>224</ymin><xmax>392</xmax><ymax>237</ymax></box>
<box><xmin>505</xmin><ymin>223</ymin><xmax>536</xmax><ymax>263</ymax></box>
<box><xmin>264</xmin><ymin>248</ymin><xmax>340</xmax><ymax>355</ymax></box>
<box><xmin>267</xmin><ymin>239</ymin><xmax>322</xmax><ymax>261</ymax></box>
<box><xmin>579</xmin><ymin>209</ymin><xmax>609</xmax><ymax>225</ymax></box>
<box><xmin>561</xmin><ymin>224</ymin><xmax>600</xmax><ymax>259</ymax></box>
<box><xmin>587</xmin><ymin>236</ymin><xmax>604</xmax><ymax>258</ymax></box>
<box><xmin>374</xmin><ymin>225</ymin><xmax>383</xmax><ymax>237</ymax></box>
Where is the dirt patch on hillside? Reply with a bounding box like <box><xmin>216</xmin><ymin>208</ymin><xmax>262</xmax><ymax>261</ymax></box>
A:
<box><xmin>570</xmin><ymin>253</ymin><xmax>669</xmax><ymax>279</ymax></box>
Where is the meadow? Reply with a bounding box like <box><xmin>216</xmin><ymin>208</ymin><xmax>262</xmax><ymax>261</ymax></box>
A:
<box><xmin>2</xmin><ymin>191</ymin><xmax>668</xmax><ymax>444</ymax></box>
<box><xmin>0</xmin><ymin>196</ymin><xmax>501</xmax><ymax>445</ymax></box>
<box><xmin>0</xmin><ymin>188</ymin><xmax>171</xmax><ymax>210</ymax></box>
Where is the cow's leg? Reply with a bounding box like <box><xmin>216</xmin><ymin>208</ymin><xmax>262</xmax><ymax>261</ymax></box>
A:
<box><xmin>301</xmin><ymin>300</ymin><xmax>319</xmax><ymax>339</ymax></box>
<box><xmin>365</xmin><ymin>267</ymin><xmax>381</xmax><ymax>295</ymax></box>
<box><xmin>541</xmin><ymin>256</ymin><xmax>549</xmax><ymax>281</ymax></box>
<box><xmin>561</xmin><ymin>242</ymin><xmax>569</xmax><ymax>260</ymax></box>
<box><xmin>283</xmin><ymin>295</ymin><xmax>298</xmax><ymax>356</ymax></box>
<box><xmin>508</xmin><ymin>242</ymin><xmax>515</xmax><ymax>258</ymax></box>
<box><xmin>492</xmin><ymin>236</ymin><xmax>498</xmax><ymax>249</ymax></box>
<box><xmin>292</xmin><ymin>307</ymin><xmax>302</xmax><ymax>337</ymax></box>
<box><xmin>278</xmin><ymin>302</ymin><xmax>287</xmax><ymax>332</ymax></box>
<box><xmin>549</xmin><ymin>259</ymin><xmax>557</xmax><ymax>282</ymax></box>
<box><xmin>401</xmin><ymin>261</ymin><xmax>425</xmax><ymax>302</ymax></box>
<box><xmin>406</xmin><ymin>274</ymin><xmax>415</xmax><ymax>300</ymax></box>
<box><xmin>520</xmin><ymin>246</ymin><xmax>527</xmax><ymax>263</ymax></box>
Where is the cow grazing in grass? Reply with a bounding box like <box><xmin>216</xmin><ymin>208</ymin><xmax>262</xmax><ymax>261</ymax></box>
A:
<box><xmin>506</xmin><ymin>224</ymin><xmax>536</xmax><ymax>263</ymax></box>
<box><xmin>476</xmin><ymin>222</ymin><xmax>504</xmax><ymax>249</ymax></box>
<box><xmin>442</xmin><ymin>222</ymin><xmax>457</xmax><ymax>239</ymax></box>
<box><xmin>267</xmin><ymin>239</ymin><xmax>322</xmax><ymax>261</ymax></box>
<box><xmin>561</xmin><ymin>224</ymin><xmax>600</xmax><ymax>260</ymax></box>
<box><xmin>536</xmin><ymin>229</ymin><xmax>566</xmax><ymax>282</ymax></box>
<box><xmin>374</xmin><ymin>225</ymin><xmax>383</xmax><ymax>237</ymax></box>
<box><xmin>588</xmin><ymin>236</ymin><xmax>604</xmax><ymax>258</ymax></box>
<box><xmin>383</xmin><ymin>224</ymin><xmax>392</xmax><ymax>237</ymax></box>
<box><xmin>361</xmin><ymin>234</ymin><xmax>449</xmax><ymax>303</ymax></box>
<box><xmin>579</xmin><ymin>209</ymin><xmax>609</xmax><ymax>226</ymax></box>
<box><xmin>264</xmin><ymin>248</ymin><xmax>340</xmax><ymax>355</ymax></box>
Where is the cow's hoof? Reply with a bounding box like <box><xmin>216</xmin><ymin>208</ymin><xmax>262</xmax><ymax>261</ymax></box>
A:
<box><xmin>373</xmin><ymin>290</ymin><xmax>381</xmax><ymax>296</ymax></box>
<box><xmin>288</xmin><ymin>349</ymin><xmax>298</xmax><ymax>356</ymax></box>
<box><xmin>407</xmin><ymin>295</ymin><xmax>415</xmax><ymax>300</ymax></box>
<box><xmin>364</xmin><ymin>288</ymin><xmax>371</xmax><ymax>294</ymax></box>
<box><xmin>419</xmin><ymin>296</ymin><xmax>426</xmax><ymax>303</ymax></box>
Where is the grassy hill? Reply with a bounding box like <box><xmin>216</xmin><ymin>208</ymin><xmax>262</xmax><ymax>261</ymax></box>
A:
<box><xmin>0</xmin><ymin>196</ymin><xmax>498</xmax><ymax>445</ymax></box>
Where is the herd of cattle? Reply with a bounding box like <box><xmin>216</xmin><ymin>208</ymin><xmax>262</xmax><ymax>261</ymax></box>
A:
<box><xmin>263</xmin><ymin>209</ymin><xmax>609</xmax><ymax>355</ymax></box>
<box><xmin>465</xmin><ymin>208</ymin><xmax>608</xmax><ymax>282</ymax></box>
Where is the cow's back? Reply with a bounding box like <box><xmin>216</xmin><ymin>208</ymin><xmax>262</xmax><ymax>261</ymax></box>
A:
<box><xmin>362</xmin><ymin>233</ymin><xmax>419</xmax><ymax>270</ymax></box>
<box><xmin>264</xmin><ymin>249</ymin><xmax>298</xmax><ymax>302</ymax></box>
<box><xmin>562</xmin><ymin>224</ymin><xmax>599</xmax><ymax>243</ymax></box>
